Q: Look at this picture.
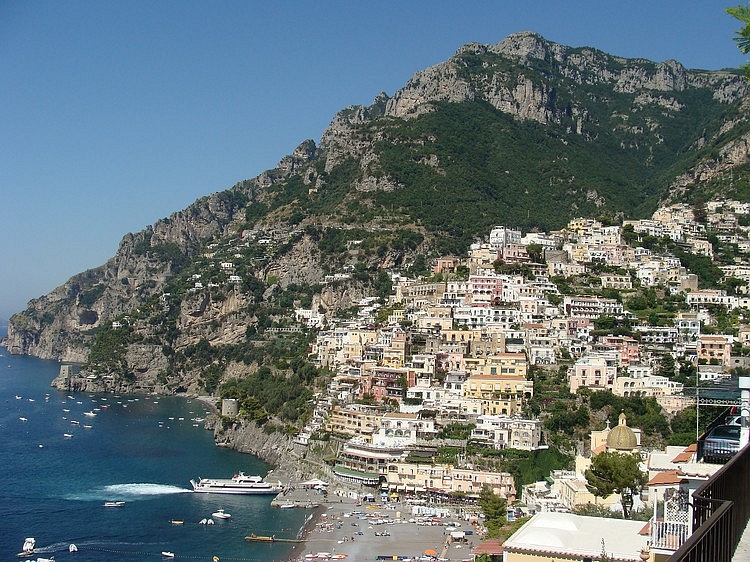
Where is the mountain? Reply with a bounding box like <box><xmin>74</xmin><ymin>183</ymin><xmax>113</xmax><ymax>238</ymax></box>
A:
<box><xmin>6</xmin><ymin>32</ymin><xmax>750</xmax><ymax>389</ymax></box>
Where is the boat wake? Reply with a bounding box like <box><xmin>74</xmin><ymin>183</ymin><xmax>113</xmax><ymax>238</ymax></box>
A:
<box><xmin>66</xmin><ymin>483</ymin><xmax>190</xmax><ymax>501</ymax></box>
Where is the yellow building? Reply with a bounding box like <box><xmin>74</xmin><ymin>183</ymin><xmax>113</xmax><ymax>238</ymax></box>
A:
<box><xmin>324</xmin><ymin>406</ymin><xmax>382</xmax><ymax>440</ymax></box>
<box><xmin>464</xmin><ymin>367</ymin><xmax>533</xmax><ymax>416</ymax></box>
<box><xmin>385</xmin><ymin>461</ymin><xmax>515</xmax><ymax>499</ymax></box>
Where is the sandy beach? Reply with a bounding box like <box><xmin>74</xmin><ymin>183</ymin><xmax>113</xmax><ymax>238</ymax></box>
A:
<box><xmin>276</xmin><ymin>487</ymin><xmax>482</xmax><ymax>562</ymax></box>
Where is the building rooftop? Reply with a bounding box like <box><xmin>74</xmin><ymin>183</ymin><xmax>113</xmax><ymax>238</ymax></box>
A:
<box><xmin>503</xmin><ymin>512</ymin><xmax>649</xmax><ymax>561</ymax></box>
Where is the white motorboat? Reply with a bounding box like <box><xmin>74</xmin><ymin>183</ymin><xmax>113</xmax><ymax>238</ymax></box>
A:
<box><xmin>190</xmin><ymin>472</ymin><xmax>283</xmax><ymax>495</ymax></box>
<box><xmin>103</xmin><ymin>501</ymin><xmax>125</xmax><ymax>507</ymax></box>
<box><xmin>68</xmin><ymin>544</ymin><xmax>78</xmax><ymax>553</ymax></box>
<box><xmin>17</xmin><ymin>537</ymin><xmax>35</xmax><ymax>557</ymax></box>
<box><xmin>161</xmin><ymin>552</ymin><xmax>175</xmax><ymax>558</ymax></box>
<box><xmin>211</xmin><ymin>509</ymin><xmax>231</xmax><ymax>519</ymax></box>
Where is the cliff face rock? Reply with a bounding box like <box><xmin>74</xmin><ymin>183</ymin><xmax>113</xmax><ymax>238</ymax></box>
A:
<box><xmin>321</xmin><ymin>32</ymin><xmax>748</xmax><ymax>190</ymax></box>
<box><xmin>7</xmin><ymin>188</ymin><xmax>249</xmax><ymax>361</ymax></box>
<box><xmin>212</xmin><ymin>417</ymin><xmax>310</xmax><ymax>481</ymax></box>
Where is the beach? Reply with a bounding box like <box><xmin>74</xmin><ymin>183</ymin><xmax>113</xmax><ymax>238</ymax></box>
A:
<box><xmin>278</xmin><ymin>487</ymin><xmax>482</xmax><ymax>562</ymax></box>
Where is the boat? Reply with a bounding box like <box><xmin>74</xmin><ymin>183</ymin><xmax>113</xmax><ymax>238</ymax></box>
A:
<box><xmin>36</xmin><ymin>557</ymin><xmax>54</xmax><ymax>562</ymax></box>
<box><xmin>279</xmin><ymin>503</ymin><xmax>296</xmax><ymax>508</ymax></box>
<box><xmin>68</xmin><ymin>544</ymin><xmax>78</xmax><ymax>553</ymax></box>
<box><xmin>17</xmin><ymin>538</ymin><xmax>35</xmax><ymax>557</ymax></box>
<box><xmin>103</xmin><ymin>501</ymin><xmax>125</xmax><ymax>507</ymax></box>
<box><xmin>19</xmin><ymin>417</ymin><xmax>27</xmax><ymax>422</ymax></box>
<box><xmin>211</xmin><ymin>509</ymin><xmax>231</xmax><ymax>519</ymax></box>
<box><xmin>161</xmin><ymin>552</ymin><xmax>175</xmax><ymax>558</ymax></box>
<box><xmin>190</xmin><ymin>472</ymin><xmax>284</xmax><ymax>495</ymax></box>
<box><xmin>83</xmin><ymin>411</ymin><xmax>97</xmax><ymax>417</ymax></box>
<box><xmin>198</xmin><ymin>518</ymin><xmax>215</xmax><ymax>525</ymax></box>
<box><xmin>170</xmin><ymin>519</ymin><xmax>184</xmax><ymax>525</ymax></box>
<box><xmin>63</xmin><ymin>433</ymin><xmax>74</xmax><ymax>438</ymax></box>
<box><xmin>244</xmin><ymin>533</ymin><xmax>275</xmax><ymax>542</ymax></box>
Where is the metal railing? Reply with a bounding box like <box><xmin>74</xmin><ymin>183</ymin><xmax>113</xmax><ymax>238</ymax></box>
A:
<box><xmin>668</xmin><ymin>442</ymin><xmax>750</xmax><ymax>561</ymax></box>
<box><xmin>651</xmin><ymin>519</ymin><xmax>690</xmax><ymax>551</ymax></box>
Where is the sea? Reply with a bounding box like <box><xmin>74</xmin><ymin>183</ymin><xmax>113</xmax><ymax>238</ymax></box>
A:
<box><xmin>0</xmin><ymin>346</ymin><xmax>310</xmax><ymax>562</ymax></box>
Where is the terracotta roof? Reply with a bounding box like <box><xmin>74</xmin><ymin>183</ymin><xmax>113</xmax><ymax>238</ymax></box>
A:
<box><xmin>592</xmin><ymin>443</ymin><xmax>607</xmax><ymax>456</ymax></box>
<box><xmin>671</xmin><ymin>444</ymin><xmax>697</xmax><ymax>463</ymax></box>
<box><xmin>647</xmin><ymin>470</ymin><xmax>684</xmax><ymax>486</ymax></box>
<box><xmin>472</xmin><ymin>538</ymin><xmax>504</xmax><ymax>555</ymax></box>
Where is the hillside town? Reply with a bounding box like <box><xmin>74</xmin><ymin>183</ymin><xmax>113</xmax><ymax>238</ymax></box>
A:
<box><xmin>256</xmin><ymin>200</ymin><xmax>750</xmax><ymax>561</ymax></box>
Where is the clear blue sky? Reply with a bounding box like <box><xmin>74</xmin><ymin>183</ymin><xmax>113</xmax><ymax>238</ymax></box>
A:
<box><xmin>0</xmin><ymin>0</ymin><xmax>746</xmax><ymax>321</ymax></box>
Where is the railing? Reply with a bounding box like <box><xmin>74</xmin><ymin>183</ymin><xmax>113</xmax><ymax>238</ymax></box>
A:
<box><xmin>668</xmin><ymin>442</ymin><xmax>750</xmax><ymax>562</ymax></box>
<box><xmin>651</xmin><ymin>519</ymin><xmax>690</xmax><ymax>551</ymax></box>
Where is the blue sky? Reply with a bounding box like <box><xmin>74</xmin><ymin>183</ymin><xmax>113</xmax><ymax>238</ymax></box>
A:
<box><xmin>0</xmin><ymin>0</ymin><xmax>747</xmax><ymax>321</ymax></box>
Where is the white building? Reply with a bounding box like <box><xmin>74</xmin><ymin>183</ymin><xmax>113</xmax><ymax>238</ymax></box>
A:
<box><xmin>470</xmin><ymin>415</ymin><xmax>543</xmax><ymax>451</ymax></box>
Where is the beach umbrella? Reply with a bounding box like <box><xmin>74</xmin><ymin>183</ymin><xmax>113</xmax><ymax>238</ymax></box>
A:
<box><xmin>424</xmin><ymin>548</ymin><xmax>438</xmax><ymax>556</ymax></box>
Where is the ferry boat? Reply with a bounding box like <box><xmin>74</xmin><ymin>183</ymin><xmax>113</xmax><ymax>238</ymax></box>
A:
<box><xmin>190</xmin><ymin>472</ymin><xmax>283</xmax><ymax>495</ymax></box>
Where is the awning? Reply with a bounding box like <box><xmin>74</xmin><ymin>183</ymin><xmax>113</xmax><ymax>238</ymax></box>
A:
<box><xmin>301</xmin><ymin>478</ymin><xmax>329</xmax><ymax>487</ymax></box>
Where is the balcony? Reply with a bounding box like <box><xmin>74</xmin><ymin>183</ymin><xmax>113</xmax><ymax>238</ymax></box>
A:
<box><xmin>666</xmin><ymin>440</ymin><xmax>750</xmax><ymax>561</ymax></box>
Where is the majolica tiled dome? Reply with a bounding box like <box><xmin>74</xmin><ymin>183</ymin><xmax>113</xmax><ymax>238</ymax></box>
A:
<box><xmin>607</xmin><ymin>412</ymin><xmax>637</xmax><ymax>450</ymax></box>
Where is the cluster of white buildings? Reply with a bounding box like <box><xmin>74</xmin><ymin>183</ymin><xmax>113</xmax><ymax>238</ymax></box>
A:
<box><xmin>281</xmin><ymin>202</ymin><xmax>749</xmax><ymax>529</ymax></box>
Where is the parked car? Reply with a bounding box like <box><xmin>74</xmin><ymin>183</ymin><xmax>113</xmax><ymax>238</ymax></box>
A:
<box><xmin>703</xmin><ymin>424</ymin><xmax>741</xmax><ymax>463</ymax></box>
<box><xmin>727</xmin><ymin>415</ymin><xmax>743</xmax><ymax>426</ymax></box>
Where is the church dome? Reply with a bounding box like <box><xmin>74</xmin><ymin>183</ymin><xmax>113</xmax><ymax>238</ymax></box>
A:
<box><xmin>606</xmin><ymin>412</ymin><xmax>637</xmax><ymax>450</ymax></box>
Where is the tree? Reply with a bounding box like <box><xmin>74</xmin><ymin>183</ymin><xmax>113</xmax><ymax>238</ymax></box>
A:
<box><xmin>584</xmin><ymin>451</ymin><xmax>647</xmax><ymax>519</ymax></box>
<box><xmin>728</xmin><ymin>4</ymin><xmax>750</xmax><ymax>79</ymax></box>
<box><xmin>526</xmin><ymin>243</ymin><xmax>544</xmax><ymax>263</ymax></box>
<box><xmin>478</xmin><ymin>485</ymin><xmax>507</xmax><ymax>537</ymax></box>
<box><xmin>656</xmin><ymin>353</ymin><xmax>676</xmax><ymax>379</ymax></box>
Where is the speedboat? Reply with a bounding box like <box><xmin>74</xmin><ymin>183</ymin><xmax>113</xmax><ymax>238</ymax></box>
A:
<box><xmin>103</xmin><ymin>501</ymin><xmax>125</xmax><ymax>507</ymax></box>
<box><xmin>161</xmin><ymin>552</ymin><xmax>175</xmax><ymax>558</ymax></box>
<box><xmin>211</xmin><ymin>509</ymin><xmax>231</xmax><ymax>519</ymax></box>
<box><xmin>17</xmin><ymin>538</ymin><xmax>35</xmax><ymax>557</ymax></box>
<box><xmin>68</xmin><ymin>544</ymin><xmax>78</xmax><ymax>553</ymax></box>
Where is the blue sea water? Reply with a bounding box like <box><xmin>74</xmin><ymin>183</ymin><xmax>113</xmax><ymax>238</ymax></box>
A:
<box><xmin>0</xmin><ymin>352</ymin><xmax>309</xmax><ymax>562</ymax></box>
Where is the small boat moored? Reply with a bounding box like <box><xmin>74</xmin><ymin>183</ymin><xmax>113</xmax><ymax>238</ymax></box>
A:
<box><xmin>211</xmin><ymin>509</ymin><xmax>231</xmax><ymax>519</ymax></box>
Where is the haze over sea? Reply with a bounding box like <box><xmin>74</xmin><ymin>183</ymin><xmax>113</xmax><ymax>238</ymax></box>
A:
<box><xmin>0</xmin><ymin>341</ymin><xmax>309</xmax><ymax>562</ymax></box>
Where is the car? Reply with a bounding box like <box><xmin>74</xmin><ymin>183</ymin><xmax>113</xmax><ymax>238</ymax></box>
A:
<box><xmin>703</xmin><ymin>424</ymin><xmax>741</xmax><ymax>463</ymax></box>
<box><xmin>727</xmin><ymin>415</ymin><xmax>743</xmax><ymax>426</ymax></box>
